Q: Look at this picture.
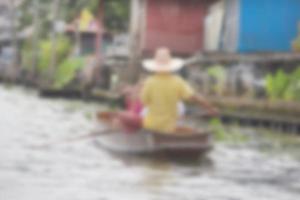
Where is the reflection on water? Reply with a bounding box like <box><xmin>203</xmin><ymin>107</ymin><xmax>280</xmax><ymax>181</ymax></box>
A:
<box><xmin>0</xmin><ymin>85</ymin><xmax>300</xmax><ymax>200</ymax></box>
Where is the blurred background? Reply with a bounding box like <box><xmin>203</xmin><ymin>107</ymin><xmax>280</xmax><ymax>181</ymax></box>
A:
<box><xmin>0</xmin><ymin>0</ymin><xmax>300</xmax><ymax>200</ymax></box>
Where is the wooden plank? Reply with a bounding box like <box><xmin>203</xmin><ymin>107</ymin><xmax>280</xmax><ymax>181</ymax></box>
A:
<box><xmin>186</xmin><ymin>53</ymin><xmax>300</xmax><ymax>65</ymax></box>
<box><xmin>127</xmin><ymin>0</ymin><xmax>146</xmax><ymax>82</ymax></box>
<box><xmin>206</xmin><ymin>96</ymin><xmax>300</xmax><ymax>117</ymax></box>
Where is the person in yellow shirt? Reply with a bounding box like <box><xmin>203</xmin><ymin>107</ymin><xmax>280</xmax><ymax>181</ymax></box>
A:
<box><xmin>141</xmin><ymin>47</ymin><xmax>218</xmax><ymax>133</ymax></box>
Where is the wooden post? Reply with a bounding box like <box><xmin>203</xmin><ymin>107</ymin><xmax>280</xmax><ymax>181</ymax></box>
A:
<box><xmin>8</xmin><ymin>0</ymin><xmax>18</xmax><ymax>81</ymax></box>
<box><xmin>96</xmin><ymin>0</ymin><xmax>104</xmax><ymax>62</ymax></box>
<box><xmin>74</xmin><ymin>18</ymin><xmax>81</xmax><ymax>56</ymax></box>
<box><xmin>48</xmin><ymin>0</ymin><xmax>61</xmax><ymax>85</ymax></box>
<box><xmin>31</xmin><ymin>0</ymin><xmax>40</xmax><ymax>79</ymax></box>
<box><xmin>128</xmin><ymin>0</ymin><xmax>146</xmax><ymax>83</ymax></box>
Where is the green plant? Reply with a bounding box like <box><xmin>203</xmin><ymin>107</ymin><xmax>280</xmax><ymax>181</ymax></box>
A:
<box><xmin>36</xmin><ymin>40</ymin><xmax>51</xmax><ymax>73</ymax></box>
<box><xmin>209</xmin><ymin>118</ymin><xmax>249</xmax><ymax>144</ymax></box>
<box><xmin>37</xmin><ymin>35</ymin><xmax>71</xmax><ymax>73</ymax></box>
<box><xmin>265</xmin><ymin>69</ymin><xmax>290</xmax><ymax>100</ymax></box>
<box><xmin>53</xmin><ymin>57</ymin><xmax>86</xmax><ymax>89</ymax></box>
<box><xmin>104</xmin><ymin>0</ymin><xmax>130</xmax><ymax>32</ymax></box>
<box><xmin>21</xmin><ymin>35</ymin><xmax>71</xmax><ymax>75</ymax></box>
<box><xmin>21</xmin><ymin>40</ymin><xmax>34</xmax><ymax>70</ymax></box>
<box><xmin>265</xmin><ymin>68</ymin><xmax>300</xmax><ymax>101</ymax></box>
<box><xmin>209</xmin><ymin>118</ymin><xmax>227</xmax><ymax>141</ymax></box>
<box><xmin>207</xmin><ymin>65</ymin><xmax>226</xmax><ymax>95</ymax></box>
<box><xmin>207</xmin><ymin>65</ymin><xmax>225</xmax><ymax>80</ymax></box>
<box><xmin>283</xmin><ymin>67</ymin><xmax>300</xmax><ymax>101</ymax></box>
<box><xmin>86</xmin><ymin>0</ymin><xmax>100</xmax><ymax>13</ymax></box>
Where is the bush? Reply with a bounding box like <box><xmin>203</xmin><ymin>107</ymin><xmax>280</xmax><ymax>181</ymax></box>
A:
<box><xmin>21</xmin><ymin>40</ymin><xmax>34</xmax><ymax>71</ymax></box>
<box><xmin>265</xmin><ymin>69</ymin><xmax>290</xmax><ymax>100</ymax></box>
<box><xmin>206</xmin><ymin>65</ymin><xmax>226</xmax><ymax>95</ymax></box>
<box><xmin>53</xmin><ymin>57</ymin><xmax>86</xmax><ymax>89</ymax></box>
<box><xmin>21</xmin><ymin>35</ymin><xmax>71</xmax><ymax>76</ymax></box>
<box><xmin>283</xmin><ymin>68</ymin><xmax>300</xmax><ymax>101</ymax></box>
<box><xmin>37</xmin><ymin>35</ymin><xmax>71</xmax><ymax>74</ymax></box>
<box><xmin>104</xmin><ymin>0</ymin><xmax>130</xmax><ymax>32</ymax></box>
<box><xmin>265</xmin><ymin>68</ymin><xmax>300</xmax><ymax>101</ymax></box>
<box><xmin>209</xmin><ymin>118</ymin><xmax>248</xmax><ymax>143</ymax></box>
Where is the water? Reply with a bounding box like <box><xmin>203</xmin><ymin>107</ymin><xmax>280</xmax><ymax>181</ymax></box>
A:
<box><xmin>0</xmin><ymin>85</ymin><xmax>300</xmax><ymax>200</ymax></box>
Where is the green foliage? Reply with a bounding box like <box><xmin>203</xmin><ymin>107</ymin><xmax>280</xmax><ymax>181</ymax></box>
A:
<box><xmin>209</xmin><ymin>118</ymin><xmax>249</xmax><ymax>144</ymax></box>
<box><xmin>36</xmin><ymin>40</ymin><xmax>51</xmax><ymax>72</ymax></box>
<box><xmin>207</xmin><ymin>65</ymin><xmax>226</xmax><ymax>80</ymax></box>
<box><xmin>21</xmin><ymin>40</ymin><xmax>34</xmax><ymax>70</ymax></box>
<box><xmin>86</xmin><ymin>0</ymin><xmax>100</xmax><ymax>13</ymax></box>
<box><xmin>209</xmin><ymin>118</ymin><xmax>227</xmax><ymax>141</ymax></box>
<box><xmin>36</xmin><ymin>35</ymin><xmax>71</xmax><ymax>73</ymax></box>
<box><xmin>207</xmin><ymin>65</ymin><xmax>226</xmax><ymax>95</ymax></box>
<box><xmin>19</xmin><ymin>0</ymin><xmax>54</xmax><ymax>37</ymax></box>
<box><xmin>19</xmin><ymin>0</ymin><xmax>34</xmax><ymax>30</ymax></box>
<box><xmin>53</xmin><ymin>57</ymin><xmax>86</xmax><ymax>89</ymax></box>
<box><xmin>283</xmin><ymin>68</ymin><xmax>300</xmax><ymax>101</ymax></box>
<box><xmin>104</xmin><ymin>0</ymin><xmax>130</xmax><ymax>32</ymax></box>
<box><xmin>265</xmin><ymin>69</ymin><xmax>290</xmax><ymax>100</ymax></box>
<box><xmin>265</xmin><ymin>68</ymin><xmax>300</xmax><ymax>101</ymax></box>
<box><xmin>19</xmin><ymin>0</ymin><xmax>101</xmax><ymax>37</ymax></box>
<box><xmin>21</xmin><ymin>35</ymin><xmax>71</xmax><ymax>81</ymax></box>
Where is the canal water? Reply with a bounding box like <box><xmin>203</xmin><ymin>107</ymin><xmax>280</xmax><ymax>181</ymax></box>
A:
<box><xmin>0</xmin><ymin>85</ymin><xmax>300</xmax><ymax>200</ymax></box>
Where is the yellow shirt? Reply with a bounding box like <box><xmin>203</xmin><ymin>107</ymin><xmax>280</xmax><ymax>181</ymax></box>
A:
<box><xmin>141</xmin><ymin>74</ymin><xmax>194</xmax><ymax>133</ymax></box>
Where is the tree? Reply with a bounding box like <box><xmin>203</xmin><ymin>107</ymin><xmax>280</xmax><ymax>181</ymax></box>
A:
<box><xmin>103</xmin><ymin>0</ymin><xmax>130</xmax><ymax>32</ymax></box>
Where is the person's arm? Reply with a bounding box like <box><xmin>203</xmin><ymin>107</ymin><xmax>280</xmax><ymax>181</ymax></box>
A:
<box><xmin>178</xmin><ymin>77</ymin><xmax>219</xmax><ymax>116</ymax></box>
<box><xmin>188</xmin><ymin>94</ymin><xmax>219</xmax><ymax>116</ymax></box>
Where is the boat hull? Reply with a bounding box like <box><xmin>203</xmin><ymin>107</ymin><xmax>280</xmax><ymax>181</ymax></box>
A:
<box><xmin>94</xmin><ymin>129</ymin><xmax>213</xmax><ymax>157</ymax></box>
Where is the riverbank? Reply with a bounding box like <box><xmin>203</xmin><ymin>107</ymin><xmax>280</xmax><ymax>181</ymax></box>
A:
<box><xmin>2</xmin><ymin>51</ymin><xmax>300</xmax><ymax>126</ymax></box>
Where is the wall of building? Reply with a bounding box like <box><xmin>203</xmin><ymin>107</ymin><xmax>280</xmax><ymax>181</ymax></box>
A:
<box><xmin>204</xmin><ymin>0</ymin><xmax>225</xmax><ymax>51</ymax></box>
<box><xmin>238</xmin><ymin>0</ymin><xmax>300</xmax><ymax>52</ymax></box>
<box><xmin>143</xmin><ymin>0</ymin><xmax>208</xmax><ymax>55</ymax></box>
<box><xmin>221</xmin><ymin>0</ymin><xmax>240</xmax><ymax>52</ymax></box>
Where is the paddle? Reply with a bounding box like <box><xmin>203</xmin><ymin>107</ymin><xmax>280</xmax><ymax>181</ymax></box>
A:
<box><xmin>60</xmin><ymin>128</ymin><xmax>117</xmax><ymax>142</ymax></box>
<box><xmin>31</xmin><ymin>128</ymin><xmax>117</xmax><ymax>149</ymax></box>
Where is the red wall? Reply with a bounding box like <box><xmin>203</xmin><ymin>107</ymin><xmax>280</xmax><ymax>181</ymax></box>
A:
<box><xmin>143</xmin><ymin>0</ymin><xmax>207</xmax><ymax>56</ymax></box>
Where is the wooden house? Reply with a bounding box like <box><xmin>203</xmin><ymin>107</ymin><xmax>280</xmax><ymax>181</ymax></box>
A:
<box><xmin>65</xmin><ymin>9</ymin><xmax>104</xmax><ymax>56</ymax></box>
<box><xmin>205</xmin><ymin>0</ymin><xmax>300</xmax><ymax>53</ymax></box>
<box><xmin>130</xmin><ymin>0</ymin><xmax>214</xmax><ymax>56</ymax></box>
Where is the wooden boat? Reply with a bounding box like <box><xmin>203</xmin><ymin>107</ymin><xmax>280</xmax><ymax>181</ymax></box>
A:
<box><xmin>94</xmin><ymin>113</ymin><xmax>213</xmax><ymax>157</ymax></box>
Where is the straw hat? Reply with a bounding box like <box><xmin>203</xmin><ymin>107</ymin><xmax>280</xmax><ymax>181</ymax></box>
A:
<box><xmin>142</xmin><ymin>47</ymin><xmax>184</xmax><ymax>72</ymax></box>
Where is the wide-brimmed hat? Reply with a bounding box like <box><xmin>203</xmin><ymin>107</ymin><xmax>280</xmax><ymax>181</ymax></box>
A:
<box><xmin>142</xmin><ymin>48</ymin><xmax>184</xmax><ymax>72</ymax></box>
